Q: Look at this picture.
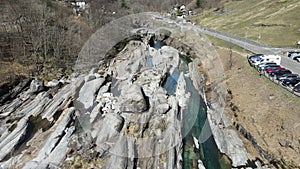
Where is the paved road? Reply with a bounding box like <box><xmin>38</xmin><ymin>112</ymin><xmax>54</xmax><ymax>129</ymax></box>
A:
<box><xmin>152</xmin><ymin>14</ymin><xmax>300</xmax><ymax>75</ymax></box>
<box><xmin>195</xmin><ymin>27</ymin><xmax>300</xmax><ymax>75</ymax></box>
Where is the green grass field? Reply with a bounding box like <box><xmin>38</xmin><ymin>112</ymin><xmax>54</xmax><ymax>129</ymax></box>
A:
<box><xmin>193</xmin><ymin>0</ymin><xmax>300</xmax><ymax>47</ymax></box>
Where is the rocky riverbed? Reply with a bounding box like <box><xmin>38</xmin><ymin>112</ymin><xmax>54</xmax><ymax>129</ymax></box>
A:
<box><xmin>0</xmin><ymin>13</ymin><xmax>271</xmax><ymax>169</ymax></box>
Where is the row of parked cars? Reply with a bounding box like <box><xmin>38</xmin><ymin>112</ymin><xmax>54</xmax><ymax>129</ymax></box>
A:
<box><xmin>248</xmin><ymin>54</ymin><xmax>300</xmax><ymax>96</ymax></box>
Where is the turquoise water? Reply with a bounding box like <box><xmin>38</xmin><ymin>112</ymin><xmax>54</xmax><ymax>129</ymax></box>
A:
<box><xmin>154</xmin><ymin>40</ymin><xmax>164</xmax><ymax>49</ymax></box>
<box><xmin>163</xmin><ymin>69</ymin><xmax>180</xmax><ymax>95</ymax></box>
<box><xmin>182</xmin><ymin>76</ymin><xmax>231</xmax><ymax>169</ymax></box>
<box><xmin>159</xmin><ymin>51</ymin><xmax>231</xmax><ymax>169</ymax></box>
<box><xmin>162</xmin><ymin>70</ymin><xmax>230</xmax><ymax>169</ymax></box>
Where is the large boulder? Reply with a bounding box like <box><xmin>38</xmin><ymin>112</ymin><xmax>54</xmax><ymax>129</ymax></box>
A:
<box><xmin>118</xmin><ymin>84</ymin><xmax>148</xmax><ymax>113</ymax></box>
<box><xmin>77</xmin><ymin>78</ymin><xmax>105</xmax><ymax>110</ymax></box>
<box><xmin>30</xmin><ymin>79</ymin><xmax>44</xmax><ymax>93</ymax></box>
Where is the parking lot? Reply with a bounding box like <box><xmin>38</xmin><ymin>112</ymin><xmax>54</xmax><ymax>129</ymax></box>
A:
<box><xmin>248</xmin><ymin>53</ymin><xmax>300</xmax><ymax>97</ymax></box>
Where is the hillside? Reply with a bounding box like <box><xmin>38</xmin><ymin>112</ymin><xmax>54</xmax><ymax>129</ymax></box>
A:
<box><xmin>193</xmin><ymin>0</ymin><xmax>300</xmax><ymax>47</ymax></box>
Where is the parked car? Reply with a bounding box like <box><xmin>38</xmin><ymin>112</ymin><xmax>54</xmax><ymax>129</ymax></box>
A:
<box><xmin>293</xmin><ymin>56</ymin><xmax>300</xmax><ymax>62</ymax></box>
<box><xmin>265</xmin><ymin>66</ymin><xmax>286</xmax><ymax>74</ymax></box>
<box><xmin>257</xmin><ymin>62</ymin><xmax>278</xmax><ymax>71</ymax></box>
<box><xmin>290</xmin><ymin>53</ymin><xmax>300</xmax><ymax>60</ymax></box>
<box><xmin>293</xmin><ymin>83</ymin><xmax>300</xmax><ymax>93</ymax></box>
<box><xmin>276</xmin><ymin>74</ymin><xmax>299</xmax><ymax>81</ymax></box>
<box><xmin>269</xmin><ymin>69</ymin><xmax>292</xmax><ymax>77</ymax></box>
<box><xmin>253</xmin><ymin>54</ymin><xmax>281</xmax><ymax>67</ymax></box>
<box><xmin>248</xmin><ymin>54</ymin><xmax>263</xmax><ymax>66</ymax></box>
<box><xmin>260</xmin><ymin>65</ymin><xmax>281</xmax><ymax>72</ymax></box>
<box><xmin>287</xmin><ymin>51</ymin><xmax>300</xmax><ymax>58</ymax></box>
<box><xmin>282</xmin><ymin>77</ymin><xmax>300</xmax><ymax>87</ymax></box>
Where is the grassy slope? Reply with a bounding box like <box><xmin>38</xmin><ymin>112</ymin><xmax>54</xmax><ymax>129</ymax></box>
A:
<box><xmin>193</xmin><ymin>0</ymin><xmax>300</xmax><ymax>47</ymax></box>
<box><xmin>203</xmin><ymin>25</ymin><xmax>300</xmax><ymax>167</ymax></box>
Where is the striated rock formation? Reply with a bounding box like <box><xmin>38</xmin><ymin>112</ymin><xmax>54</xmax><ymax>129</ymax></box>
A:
<box><xmin>0</xmin><ymin>13</ymin><xmax>271</xmax><ymax>169</ymax></box>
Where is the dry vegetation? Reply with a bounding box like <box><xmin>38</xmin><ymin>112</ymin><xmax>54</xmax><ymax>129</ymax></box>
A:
<box><xmin>209</xmin><ymin>37</ymin><xmax>300</xmax><ymax>168</ymax></box>
<box><xmin>1</xmin><ymin>0</ymin><xmax>200</xmax><ymax>90</ymax></box>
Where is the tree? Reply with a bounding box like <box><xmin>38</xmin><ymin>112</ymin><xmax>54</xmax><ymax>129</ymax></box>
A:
<box><xmin>196</xmin><ymin>0</ymin><xmax>201</xmax><ymax>8</ymax></box>
<box><xmin>5</xmin><ymin>0</ymin><xmax>88</xmax><ymax>78</ymax></box>
<box><xmin>121</xmin><ymin>0</ymin><xmax>129</xmax><ymax>9</ymax></box>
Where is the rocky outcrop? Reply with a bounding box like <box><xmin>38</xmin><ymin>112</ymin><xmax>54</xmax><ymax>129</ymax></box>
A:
<box><xmin>0</xmin><ymin>118</ymin><xmax>28</xmax><ymax>161</ymax></box>
<box><xmin>0</xmin><ymin>78</ymin><xmax>31</xmax><ymax>105</ymax></box>
<box><xmin>0</xmin><ymin>14</ymin><xmax>266</xmax><ymax>169</ymax></box>
<box><xmin>23</xmin><ymin>108</ymin><xmax>75</xmax><ymax>169</ymax></box>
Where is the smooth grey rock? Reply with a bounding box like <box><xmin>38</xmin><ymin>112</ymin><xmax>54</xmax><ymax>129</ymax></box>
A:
<box><xmin>105</xmin><ymin>135</ymin><xmax>128</xmax><ymax>169</ymax></box>
<box><xmin>151</xmin><ymin>87</ymin><xmax>169</xmax><ymax>114</ymax></box>
<box><xmin>16</xmin><ymin>92</ymin><xmax>50</xmax><ymax>118</ymax></box>
<box><xmin>97</xmin><ymin>143</ymin><xmax>111</xmax><ymax>157</ymax></box>
<box><xmin>279</xmin><ymin>139</ymin><xmax>289</xmax><ymax>147</ymax></box>
<box><xmin>127</xmin><ymin>136</ymin><xmax>136</xmax><ymax>169</ymax></box>
<box><xmin>135</xmin><ymin>70</ymin><xmax>162</xmax><ymax>96</ymax></box>
<box><xmin>42</xmin><ymin>78</ymin><xmax>84</xmax><ymax>121</ymax></box>
<box><xmin>78</xmin><ymin>78</ymin><xmax>105</xmax><ymax>110</ymax></box>
<box><xmin>110</xmin><ymin>41</ymin><xmax>148</xmax><ymax>81</ymax></box>
<box><xmin>152</xmin><ymin>46</ymin><xmax>179</xmax><ymax>74</ymax></box>
<box><xmin>0</xmin><ymin>118</ymin><xmax>28</xmax><ymax>161</ymax></box>
<box><xmin>23</xmin><ymin>108</ymin><xmax>74</xmax><ymax>169</ymax></box>
<box><xmin>85</xmin><ymin>74</ymin><xmax>96</xmax><ymax>82</ymax></box>
<box><xmin>118</xmin><ymin>84</ymin><xmax>147</xmax><ymax>113</ymax></box>
<box><xmin>90</xmin><ymin>103</ymin><xmax>101</xmax><ymax>123</ymax></box>
<box><xmin>30</xmin><ymin>80</ymin><xmax>44</xmax><ymax>93</ymax></box>
<box><xmin>0</xmin><ymin>98</ymin><xmax>23</xmax><ymax>117</ymax></box>
<box><xmin>155</xmin><ymin>29</ymin><xmax>171</xmax><ymax>41</ymax></box>
<box><xmin>40</xmin><ymin>126</ymin><xmax>75</xmax><ymax>167</ymax></box>
<box><xmin>176</xmin><ymin>73</ymin><xmax>189</xmax><ymax>109</ymax></box>
<box><xmin>95</xmin><ymin>113</ymin><xmax>124</xmax><ymax>148</ymax></box>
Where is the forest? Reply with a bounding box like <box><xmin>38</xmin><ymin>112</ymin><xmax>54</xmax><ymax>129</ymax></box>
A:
<box><xmin>0</xmin><ymin>0</ymin><xmax>220</xmax><ymax>89</ymax></box>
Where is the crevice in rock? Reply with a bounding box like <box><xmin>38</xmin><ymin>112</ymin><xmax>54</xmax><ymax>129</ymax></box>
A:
<box><xmin>0</xmin><ymin>78</ymin><xmax>31</xmax><ymax>105</ymax></box>
<box><xmin>140</xmin><ymin>87</ymin><xmax>150</xmax><ymax>112</ymax></box>
<box><xmin>104</xmin><ymin>35</ymin><xmax>143</xmax><ymax>66</ymax></box>
<box><xmin>49</xmin><ymin>118</ymin><xmax>74</xmax><ymax>154</ymax></box>
<box><xmin>2</xmin><ymin>115</ymin><xmax>53</xmax><ymax>162</ymax></box>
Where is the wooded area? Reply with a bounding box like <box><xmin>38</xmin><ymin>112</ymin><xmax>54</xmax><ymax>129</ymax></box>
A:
<box><xmin>0</xmin><ymin>0</ymin><xmax>220</xmax><ymax>85</ymax></box>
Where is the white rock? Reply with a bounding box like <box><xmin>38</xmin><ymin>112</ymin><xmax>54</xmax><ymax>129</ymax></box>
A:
<box><xmin>45</xmin><ymin>79</ymin><xmax>60</xmax><ymax>87</ymax></box>
<box><xmin>96</xmin><ymin>82</ymin><xmax>111</xmax><ymax>103</ymax></box>
<box><xmin>90</xmin><ymin>103</ymin><xmax>101</xmax><ymax>123</ymax></box>
<box><xmin>78</xmin><ymin>78</ymin><xmax>105</xmax><ymax>110</ymax></box>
